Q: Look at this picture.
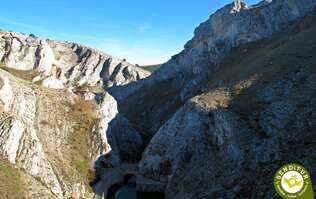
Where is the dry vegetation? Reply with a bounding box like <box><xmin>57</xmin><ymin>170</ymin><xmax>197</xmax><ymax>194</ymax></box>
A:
<box><xmin>73</xmin><ymin>83</ymin><xmax>104</xmax><ymax>94</ymax></box>
<box><xmin>67</xmin><ymin>96</ymin><xmax>98</xmax><ymax>188</ymax></box>
<box><xmin>201</xmin><ymin>10</ymin><xmax>316</xmax><ymax>106</ymax></box>
<box><xmin>33</xmin><ymin>85</ymin><xmax>100</xmax><ymax>193</ymax></box>
<box><xmin>32</xmin><ymin>84</ymin><xmax>100</xmax><ymax>194</ymax></box>
<box><xmin>0</xmin><ymin>77</ymin><xmax>3</xmax><ymax>113</ymax></box>
<box><xmin>140</xmin><ymin>64</ymin><xmax>161</xmax><ymax>72</ymax></box>
<box><xmin>0</xmin><ymin>156</ymin><xmax>27</xmax><ymax>199</ymax></box>
<box><xmin>0</xmin><ymin>102</ymin><xmax>3</xmax><ymax>113</ymax></box>
<box><xmin>0</xmin><ymin>62</ymin><xmax>39</xmax><ymax>82</ymax></box>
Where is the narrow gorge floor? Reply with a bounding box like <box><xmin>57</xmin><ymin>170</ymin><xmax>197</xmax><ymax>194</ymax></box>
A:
<box><xmin>109</xmin><ymin>185</ymin><xmax>165</xmax><ymax>199</ymax></box>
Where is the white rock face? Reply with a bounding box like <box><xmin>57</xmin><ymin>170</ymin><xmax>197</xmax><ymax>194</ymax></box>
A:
<box><xmin>0</xmin><ymin>76</ymin><xmax>13</xmax><ymax>111</ymax></box>
<box><xmin>42</xmin><ymin>76</ymin><xmax>65</xmax><ymax>89</ymax></box>
<box><xmin>0</xmin><ymin>31</ymin><xmax>150</xmax><ymax>89</ymax></box>
<box><xmin>3</xmin><ymin>119</ymin><xmax>24</xmax><ymax>163</ymax></box>
<box><xmin>0</xmin><ymin>69</ymin><xmax>63</xmax><ymax>198</ymax></box>
<box><xmin>94</xmin><ymin>92</ymin><xmax>119</xmax><ymax>154</ymax></box>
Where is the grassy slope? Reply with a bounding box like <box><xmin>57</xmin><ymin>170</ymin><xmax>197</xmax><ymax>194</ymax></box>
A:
<box><xmin>0</xmin><ymin>62</ymin><xmax>39</xmax><ymax>82</ymax></box>
<box><xmin>34</xmin><ymin>85</ymin><xmax>98</xmax><ymax>192</ymax></box>
<box><xmin>201</xmin><ymin>9</ymin><xmax>316</xmax><ymax>106</ymax></box>
<box><xmin>0</xmin><ymin>157</ymin><xmax>27</xmax><ymax>199</ymax></box>
<box><xmin>140</xmin><ymin>64</ymin><xmax>162</xmax><ymax>72</ymax></box>
<box><xmin>68</xmin><ymin>96</ymin><xmax>98</xmax><ymax>187</ymax></box>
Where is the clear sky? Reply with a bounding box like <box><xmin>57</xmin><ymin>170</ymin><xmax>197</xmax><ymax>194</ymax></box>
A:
<box><xmin>0</xmin><ymin>0</ymin><xmax>259</xmax><ymax>65</ymax></box>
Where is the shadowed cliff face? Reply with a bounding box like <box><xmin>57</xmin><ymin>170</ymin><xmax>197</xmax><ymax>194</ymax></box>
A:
<box><xmin>109</xmin><ymin>0</ymin><xmax>316</xmax><ymax>136</ymax></box>
<box><xmin>138</xmin><ymin>9</ymin><xmax>316</xmax><ymax>199</ymax></box>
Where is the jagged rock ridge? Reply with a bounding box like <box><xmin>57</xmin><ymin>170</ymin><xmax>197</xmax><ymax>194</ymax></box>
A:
<box><xmin>0</xmin><ymin>31</ymin><xmax>150</xmax><ymax>89</ymax></box>
<box><xmin>0</xmin><ymin>30</ymin><xmax>149</xmax><ymax>198</ymax></box>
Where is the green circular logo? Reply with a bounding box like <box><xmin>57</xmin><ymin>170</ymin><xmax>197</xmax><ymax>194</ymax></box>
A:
<box><xmin>274</xmin><ymin>164</ymin><xmax>314</xmax><ymax>199</ymax></box>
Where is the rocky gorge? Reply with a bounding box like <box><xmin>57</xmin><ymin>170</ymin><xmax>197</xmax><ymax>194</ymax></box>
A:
<box><xmin>1</xmin><ymin>0</ymin><xmax>316</xmax><ymax>198</ymax></box>
<box><xmin>0</xmin><ymin>29</ymin><xmax>149</xmax><ymax>198</ymax></box>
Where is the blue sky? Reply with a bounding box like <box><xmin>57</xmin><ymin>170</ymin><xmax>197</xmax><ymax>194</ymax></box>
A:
<box><xmin>0</xmin><ymin>0</ymin><xmax>259</xmax><ymax>65</ymax></box>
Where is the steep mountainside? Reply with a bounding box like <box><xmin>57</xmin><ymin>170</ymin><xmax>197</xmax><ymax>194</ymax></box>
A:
<box><xmin>0</xmin><ymin>67</ymin><xmax>114</xmax><ymax>198</ymax></box>
<box><xmin>0</xmin><ymin>32</ymin><xmax>150</xmax><ymax>198</ymax></box>
<box><xmin>138</xmin><ymin>7</ymin><xmax>316</xmax><ymax>199</ymax></box>
<box><xmin>109</xmin><ymin>0</ymin><xmax>316</xmax><ymax>136</ymax></box>
<box><xmin>0</xmin><ymin>31</ymin><xmax>150</xmax><ymax>89</ymax></box>
<box><xmin>0</xmin><ymin>63</ymin><xmax>146</xmax><ymax>198</ymax></box>
<box><xmin>0</xmin><ymin>0</ymin><xmax>316</xmax><ymax>199</ymax></box>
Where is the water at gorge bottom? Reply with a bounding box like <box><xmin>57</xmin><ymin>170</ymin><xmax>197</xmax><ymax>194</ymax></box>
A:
<box><xmin>112</xmin><ymin>184</ymin><xmax>165</xmax><ymax>199</ymax></box>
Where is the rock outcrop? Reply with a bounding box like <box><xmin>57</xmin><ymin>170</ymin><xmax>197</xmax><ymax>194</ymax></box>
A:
<box><xmin>0</xmin><ymin>31</ymin><xmax>150</xmax><ymax>89</ymax></box>
<box><xmin>0</xmin><ymin>31</ymin><xmax>149</xmax><ymax>198</ymax></box>
<box><xmin>106</xmin><ymin>114</ymin><xmax>144</xmax><ymax>163</ymax></box>
<box><xmin>0</xmin><ymin>69</ymin><xmax>64</xmax><ymax>198</ymax></box>
<box><xmin>0</xmin><ymin>67</ymin><xmax>122</xmax><ymax>198</ymax></box>
<box><xmin>109</xmin><ymin>0</ymin><xmax>316</xmax><ymax>136</ymax></box>
<box><xmin>0</xmin><ymin>28</ymin><xmax>150</xmax><ymax>198</ymax></box>
<box><xmin>138</xmin><ymin>8</ymin><xmax>316</xmax><ymax>198</ymax></box>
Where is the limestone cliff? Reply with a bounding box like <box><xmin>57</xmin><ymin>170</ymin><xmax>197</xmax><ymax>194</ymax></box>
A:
<box><xmin>0</xmin><ymin>32</ymin><xmax>149</xmax><ymax>198</ymax></box>
<box><xmin>0</xmin><ymin>31</ymin><xmax>150</xmax><ymax>89</ymax></box>
<box><xmin>0</xmin><ymin>31</ymin><xmax>148</xmax><ymax>198</ymax></box>
<box><xmin>0</xmin><ymin>67</ymin><xmax>120</xmax><ymax>198</ymax></box>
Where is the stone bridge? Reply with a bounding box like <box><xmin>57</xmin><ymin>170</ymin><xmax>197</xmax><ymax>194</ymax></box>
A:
<box><xmin>93</xmin><ymin>163</ymin><xmax>138</xmax><ymax>199</ymax></box>
<box><xmin>92</xmin><ymin>163</ymin><xmax>166</xmax><ymax>199</ymax></box>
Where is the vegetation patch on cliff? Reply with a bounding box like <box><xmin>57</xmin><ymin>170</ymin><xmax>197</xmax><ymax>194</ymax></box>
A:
<box><xmin>73</xmin><ymin>83</ymin><xmax>104</xmax><ymax>93</ymax></box>
<box><xmin>68</xmin><ymin>96</ymin><xmax>98</xmax><ymax>187</ymax></box>
<box><xmin>28</xmin><ymin>81</ymin><xmax>100</xmax><ymax>196</ymax></box>
<box><xmin>0</xmin><ymin>62</ymin><xmax>39</xmax><ymax>82</ymax></box>
<box><xmin>203</xmin><ymin>9</ymin><xmax>316</xmax><ymax>105</ymax></box>
<box><xmin>140</xmin><ymin>64</ymin><xmax>161</xmax><ymax>72</ymax></box>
